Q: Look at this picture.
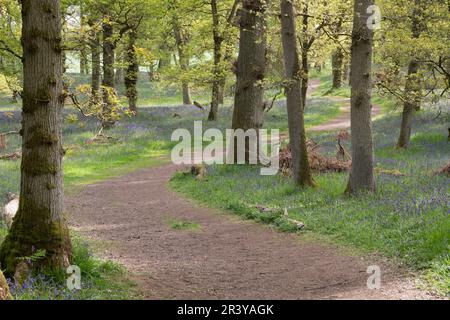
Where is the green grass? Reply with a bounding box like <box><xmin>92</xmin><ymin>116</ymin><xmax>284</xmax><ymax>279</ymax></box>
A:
<box><xmin>168</xmin><ymin>219</ymin><xmax>201</xmax><ymax>231</ymax></box>
<box><xmin>171</xmin><ymin>106</ymin><xmax>450</xmax><ymax>296</ymax></box>
<box><xmin>312</xmin><ymin>72</ymin><xmax>351</xmax><ymax>98</ymax></box>
<box><xmin>64</xmin><ymin>139</ymin><xmax>172</xmax><ymax>188</ymax></box>
<box><xmin>0</xmin><ymin>231</ymin><xmax>138</xmax><ymax>300</ymax></box>
<box><xmin>312</xmin><ymin>70</ymin><xmax>397</xmax><ymax>116</ymax></box>
<box><xmin>2</xmin><ymin>70</ymin><xmax>429</xmax><ymax>298</ymax></box>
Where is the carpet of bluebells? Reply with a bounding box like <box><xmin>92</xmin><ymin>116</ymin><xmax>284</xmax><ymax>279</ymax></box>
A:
<box><xmin>172</xmin><ymin>106</ymin><xmax>450</xmax><ymax>296</ymax></box>
<box><xmin>0</xmin><ymin>231</ymin><xmax>136</xmax><ymax>300</ymax></box>
<box><xmin>0</xmin><ymin>95</ymin><xmax>339</xmax><ymax>203</ymax></box>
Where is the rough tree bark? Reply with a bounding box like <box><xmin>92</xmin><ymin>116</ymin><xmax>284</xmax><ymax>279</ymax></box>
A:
<box><xmin>397</xmin><ymin>0</ymin><xmax>425</xmax><ymax>149</ymax></box>
<box><xmin>280</xmin><ymin>0</ymin><xmax>315</xmax><ymax>187</ymax></box>
<box><xmin>208</xmin><ymin>0</ymin><xmax>223</xmax><ymax>121</ymax></box>
<box><xmin>0</xmin><ymin>0</ymin><xmax>72</xmax><ymax>276</ymax></box>
<box><xmin>231</xmin><ymin>0</ymin><xmax>267</xmax><ymax>161</ymax></box>
<box><xmin>172</xmin><ymin>14</ymin><xmax>192</xmax><ymax>105</ymax></box>
<box><xmin>346</xmin><ymin>0</ymin><xmax>376</xmax><ymax>194</ymax></box>
<box><xmin>125</xmin><ymin>30</ymin><xmax>139</xmax><ymax>114</ymax></box>
<box><xmin>101</xmin><ymin>19</ymin><xmax>116</xmax><ymax>128</ymax></box>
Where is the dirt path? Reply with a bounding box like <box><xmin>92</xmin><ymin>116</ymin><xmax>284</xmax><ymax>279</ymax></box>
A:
<box><xmin>67</xmin><ymin>165</ymin><xmax>434</xmax><ymax>300</ymax></box>
<box><xmin>309</xmin><ymin>96</ymin><xmax>382</xmax><ymax>132</ymax></box>
<box><xmin>67</xmin><ymin>83</ymin><xmax>435</xmax><ymax>300</ymax></box>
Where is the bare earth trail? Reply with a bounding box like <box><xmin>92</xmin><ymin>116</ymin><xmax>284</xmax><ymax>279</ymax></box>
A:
<box><xmin>67</xmin><ymin>84</ymin><xmax>434</xmax><ymax>300</ymax></box>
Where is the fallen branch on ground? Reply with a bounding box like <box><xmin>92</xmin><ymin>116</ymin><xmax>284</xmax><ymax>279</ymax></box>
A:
<box><xmin>193</xmin><ymin>101</ymin><xmax>206</xmax><ymax>111</ymax></box>
<box><xmin>280</xmin><ymin>141</ymin><xmax>351</xmax><ymax>175</ymax></box>
<box><xmin>86</xmin><ymin>127</ymin><xmax>118</xmax><ymax>144</ymax></box>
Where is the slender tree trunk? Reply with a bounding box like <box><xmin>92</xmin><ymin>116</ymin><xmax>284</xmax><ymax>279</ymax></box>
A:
<box><xmin>148</xmin><ymin>63</ymin><xmax>156</xmax><ymax>82</ymax></box>
<box><xmin>172</xmin><ymin>15</ymin><xmax>192</xmax><ymax>105</ymax></box>
<box><xmin>218</xmin><ymin>78</ymin><xmax>226</xmax><ymax>104</ymax></box>
<box><xmin>115</xmin><ymin>51</ymin><xmax>125</xmax><ymax>88</ymax></box>
<box><xmin>301</xmin><ymin>51</ymin><xmax>309</xmax><ymax>109</ymax></box>
<box><xmin>0</xmin><ymin>0</ymin><xmax>72</xmax><ymax>277</ymax></box>
<box><xmin>125</xmin><ymin>30</ymin><xmax>139</xmax><ymax>114</ymax></box>
<box><xmin>80</xmin><ymin>49</ymin><xmax>88</xmax><ymax>75</ymax></box>
<box><xmin>79</xmin><ymin>2</ymin><xmax>88</xmax><ymax>75</ymax></box>
<box><xmin>280</xmin><ymin>0</ymin><xmax>315</xmax><ymax>187</ymax></box>
<box><xmin>231</xmin><ymin>0</ymin><xmax>267</xmax><ymax>161</ymax></box>
<box><xmin>102</xmin><ymin>19</ymin><xmax>116</xmax><ymax>128</ymax></box>
<box><xmin>332</xmin><ymin>48</ymin><xmax>344</xmax><ymax>89</ymax></box>
<box><xmin>300</xmin><ymin>4</ymin><xmax>310</xmax><ymax>110</ymax></box>
<box><xmin>346</xmin><ymin>0</ymin><xmax>376</xmax><ymax>194</ymax></box>
<box><xmin>397</xmin><ymin>0</ymin><xmax>424</xmax><ymax>149</ymax></box>
<box><xmin>181</xmin><ymin>83</ymin><xmax>192</xmax><ymax>105</ymax></box>
<box><xmin>218</xmin><ymin>44</ymin><xmax>234</xmax><ymax>104</ymax></box>
<box><xmin>208</xmin><ymin>0</ymin><xmax>223</xmax><ymax>121</ymax></box>
<box><xmin>115</xmin><ymin>65</ymin><xmax>124</xmax><ymax>88</ymax></box>
<box><xmin>90</xmin><ymin>29</ymin><xmax>101</xmax><ymax>105</ymax></box>
<box><xmin>398</xmin><ymin>59</ymin><xmax>421</xmax><ymax>148</ymax></box>
<box><xmin>342</xmin><ymin>57</ymin><xmax>350</xmax><ymax>84</ymax></box>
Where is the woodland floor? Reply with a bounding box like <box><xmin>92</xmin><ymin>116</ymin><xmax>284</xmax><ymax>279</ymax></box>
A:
<box><xmin>66</xmin><ymin>87</ymin><xmax>438</xmax><ymax>300</ymax></box>
<box><xmin>68</xmin><ymin>163</ymin><xmax>438</xmax><ymax>300</ymax></box>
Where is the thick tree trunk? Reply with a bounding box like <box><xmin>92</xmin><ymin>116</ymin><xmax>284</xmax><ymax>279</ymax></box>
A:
<box><xmin>172</xmin><ymin>15</ymin><xmax>192</xmax><ymax>105</ymax></box>
<box><xmin>280</xmin><ymin>0</ymin><xmax>315</xmax><ymax>187</ymax></box>
<box><xmin>125</xmin><ymin>31</ymin><xmax>139</xmax><ymax>114</ymax></box>
<box><xmin>332</xmin><ymin>48</ymin><xmax>344</xmax><ymax>89</ymax></box>
<box><xmin>101</xmin><ymin>19</ymin><xmax>116</xmax><ymax>128</ymax></box>
<box><xmin>90</xmin><ymin>30</ymin><xmax>101</xmax><ymax>105</ymax></box>
<box><xmin>231</xmin><ymin>0</ymin><xmax>267</xmax><ymax>161</ymax></box>
<box><xmin>0</xmin><ymin>0</ymin><xmax>72</xmax><ymax>277</ymax></box>
<box><xmin>208</xmin><ymin>0</ymin><xmax>223</xmax><ymax>121</ymax></box>
<box><xmin>397</xmin><ymin>0</ymin><xmax>424</xmax><ymax>149</ymax></box>
<box><xmin>347</xmin><ymin>0</ymin><xmax>376</xmax><ymax>194</ymax></box>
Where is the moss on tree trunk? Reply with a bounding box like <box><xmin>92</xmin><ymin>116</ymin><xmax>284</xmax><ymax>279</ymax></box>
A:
<box><xmin>125</xmin><ymin>31</ymin><xmax>139</xmax><ymax>114</ymax></box>
<box><xmin>346</xmin><ymin>0</ymin><xmax>376</xmax><ymax>194</ymax></box>
<box><xmin>280</xmin><ymin>0</ymin><xmax>316</xmax><ymax>187</ymax></box>
<box><xmin>231</xmin><ymin>0</ymin><xmax>267</xmax><ymax>162</ymax></box>
<box><xmin>0</xmin><ymin>0</ymin><xmax>72</xmax><ymax>277</ymax></box>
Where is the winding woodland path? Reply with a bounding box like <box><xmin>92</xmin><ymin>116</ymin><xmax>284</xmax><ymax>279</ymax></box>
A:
<box><xmin>67</xmin><ymin>83</ymin><xmax>435</xmax><ymax>300</ymax></box>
